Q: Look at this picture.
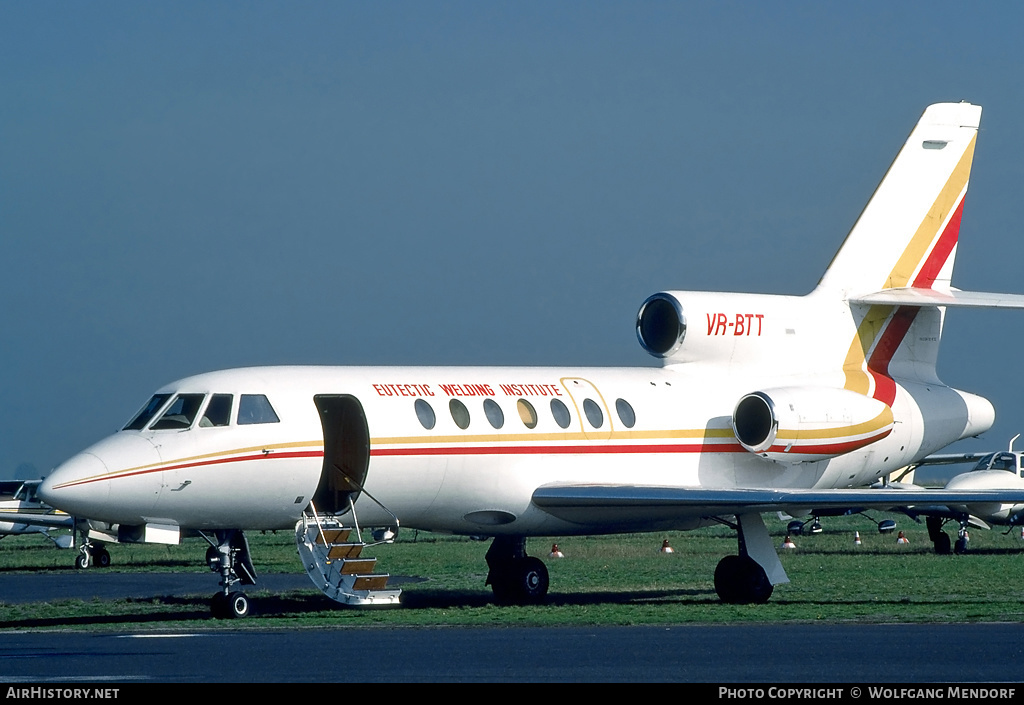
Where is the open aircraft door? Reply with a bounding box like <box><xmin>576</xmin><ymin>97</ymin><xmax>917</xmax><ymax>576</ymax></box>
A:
<box><xmin>313</xmin><ymin>395</ymin><xmax>370</xmax><ymax>514</ymax></box>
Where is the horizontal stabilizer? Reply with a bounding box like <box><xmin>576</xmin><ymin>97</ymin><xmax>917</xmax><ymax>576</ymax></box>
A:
<box><xmin>851</xmin><ymin>287</ymin><xmax>1024</xmax><ymax>310</ymax></box>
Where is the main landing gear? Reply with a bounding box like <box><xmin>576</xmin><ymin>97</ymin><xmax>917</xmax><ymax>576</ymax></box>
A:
<box><xmin>203</xmin><ymin>529</ymin><xmax>258</xmax><ymax>619</ymax></box>
<box><xmin>485</xmin><ymin>536</ymin><xmax>549</xmax><ymax>605</ymax></box>
<box><xmin>713</xmin><ymin>513</ymin><xmax>788</xmax><ymax>604</ymax></box>
<box><xmin>926</xmin><ymin>516</ymin><xmax>969</xmax><ymax>555</ymax></box>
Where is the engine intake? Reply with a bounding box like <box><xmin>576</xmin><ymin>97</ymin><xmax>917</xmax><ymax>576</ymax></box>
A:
<box><xmin>636</xmin><ymin>293</ymin><xmax>685</xmax><ymax>357</ymax></box>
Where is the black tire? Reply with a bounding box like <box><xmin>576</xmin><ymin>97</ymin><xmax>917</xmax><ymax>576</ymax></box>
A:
<box><xmin>517</xmin><ymin>557</ymin><xmax>549</xmax><ymax>604</ymax></box>
<box><xmin>227</xmin><ymin>592</ymin><xmax>250</xmax><ymax>619</ymax></box>
<box><xmin>94</xmin><ymin>548</ymin><xmax>111</xmax><ymax>568</ymax></box>
<box><xmin>933</xmin><ymin>532</ymin><xmax>951</xmax><ymax>555</ymax></box>
<box><xmin>954</xmin><ymin>537</ymin><xmax>969</xmax><ymax>554</ymax></box>
<box><xmin>714</xmin><ymin>555</ymin><xmax>773</xmax><ymax>604</ymax></box>
<box><xmin>211</xmin><ymin>592</ymin><xmax>227</xmax><ymax>619</ymax></box>
<box><xmin>74</xmin><ymin>552</ymin><xmax>90</xmax><ymax>570</ymax></box>
<box><xmin>490</xmin><ymin>557</ymin><xmax>550</xmax><ymax>605</ymax></box>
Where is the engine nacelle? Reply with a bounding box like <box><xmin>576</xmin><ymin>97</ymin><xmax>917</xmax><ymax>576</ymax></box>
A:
<box><xmin>635</xmin><ymin>290</ymin><xmax>828</xmax><ymax>368</ymax></box>
<box><xmin>732</xmin><ymin>386</ymin><xmax>894</xmax><ymax>463</ymax></box>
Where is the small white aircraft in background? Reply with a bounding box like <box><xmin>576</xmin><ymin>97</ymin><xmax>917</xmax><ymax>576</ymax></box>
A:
<box><xmin>0</xmin><ymin>480</ymin><xmax>74</xmax><ymax>549</ymax></box>
<box><xmin>886</xmin><ymin>435</ymin><xmax>1024</xmax><ymax>553</ymax></box>
<box><xmin>38</xmin><ymin>102</ymin><xmax>1024</xmax><ymax>618</ymax></box>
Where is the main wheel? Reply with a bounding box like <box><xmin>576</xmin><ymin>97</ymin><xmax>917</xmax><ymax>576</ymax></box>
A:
<box><xmin>94</xmin><ymin>548</ymin><xmax>111</xmax><ymax>568</ymax></box>
<box><xmin>490</xmin><ymin>557</ymin><xmax>550</xmax><ymax>605</ymax></box>
<box><xmin>516</xmin><ymin>557</ymin><xmax>549</xmax><ymax>604</ymax></box>
<box><xmin>933</xmin><ymin>532</ymin><xmax>951</xmax><ymax>555</ymax></box>
<box><xmin>714</xmin><ymin>555</ymin><xmax>773</xmax><ymax>604</ymax></box>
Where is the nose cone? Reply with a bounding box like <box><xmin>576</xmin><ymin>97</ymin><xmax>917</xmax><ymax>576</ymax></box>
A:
<box><xmin>40</xmin><ymin>434</ymin><xmax>162</xmax><ymax>524</ymax></box>
<box><xmin>39</xmin><ymin>452</ymin><xmax>110</xmax><ymax>519</ymax></box>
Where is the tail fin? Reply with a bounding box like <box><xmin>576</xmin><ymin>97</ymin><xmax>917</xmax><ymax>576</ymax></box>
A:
<box><xmin>820</xmin><ymin>103</ymin><xmax>980</xmax><ymax>399</ymax></box>
<box><xmin>816</xmin><ymin>102</ymin><xmax>980</xmax><ymax>297</ymax></box>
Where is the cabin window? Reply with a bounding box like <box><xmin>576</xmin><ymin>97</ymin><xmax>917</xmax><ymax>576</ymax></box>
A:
<box><xmin>414</xmin><ymin>399</ymin><xmax>436</xmax><ymax>430</ymax></box>
<box><xmin>200</xmin><ymin>394</ymin><xmax>233</xmax><ymax>427</ymax></box>
<box><xmin>517</xmin><ymin>399</ymin><xmax>538</xmax><ymax>429</ymax></box>
<box><xmin>616</xmin><ymin>398</ymin><xmax>636</xmax><ymax>428</ymax></box>
<box><xmin>449</xmin><ymin>399</ymin><xmax>471</xmax><ymax>429</ymax></box>
<box><xmin>483</xmin><ymin>399</ymin><xmax>504</xmax><ymax>429</ymax></box>
<box><xmin>124</xmin><ymin>393</ymin><xmax>173</xmax><ymax>430</ymax></box>
<box><xmin>238</xmin><ymin>394</ymin><xmax>280</xmax><ymax>425</ymax></box>
<box><xmin>550</xmin><ymin>398</ymin><xmax>571</xmax><ymax>429</ymax></box>
<box><xmin>582</xmin><ymin>398</ymin><xmax>604</xmax><ymax>428</ymax></box>
<box><xmin>151</xmin><ymin>394</ymin><xmax>206</xmax><ymax>430</ymax></box>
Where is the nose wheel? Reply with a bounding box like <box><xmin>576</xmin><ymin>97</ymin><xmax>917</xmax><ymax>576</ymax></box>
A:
<box><xmin>203</xmin><ymin>530</ymin><xmax>257</xmax><ymax>619</ymax></box>
<box><xmin>211</xmin><ymin>590</ymin><xmax>251</xmax><ymax>619</ymax></box>
<box><xmin>73</xmin><ymin>543</ymin><xmax>111</xmax><ymax>569</ymax></box>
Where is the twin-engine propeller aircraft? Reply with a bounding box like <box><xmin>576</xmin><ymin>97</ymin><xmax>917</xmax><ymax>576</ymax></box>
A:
<box><xmin>0</xmin><ymin>480</ymin><xmax>74</xmax><ymax>548</ymax></box>
<box><xmin>884</xmin><ymin>435</ymin><xmax>1024</xmax><ymax>554</ymax></box>
<box><xmin>39</xmin><ymin>102</ymin><xmax>1024</xmax><ymax>618</ymax></box>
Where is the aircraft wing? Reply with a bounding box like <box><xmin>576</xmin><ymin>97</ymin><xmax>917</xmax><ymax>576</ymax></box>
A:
<box><xmin>909</xmin><ymin>452</ymin><xmax>990</xmax><ymax>466</ymax></box>
<box><xmin>531</xmin><ymin>485</ymin><xmax>1024</xmax><ymax>527</ymax></box>
<box><xmin>850</xmin><ymin>288</ymin><xmax>1024</xmax><ymax>310</ymax></box>
<box><xmin>0</xmin><ymin>511</ymin><xmax>74</xmax><ymax>529</ymax></box>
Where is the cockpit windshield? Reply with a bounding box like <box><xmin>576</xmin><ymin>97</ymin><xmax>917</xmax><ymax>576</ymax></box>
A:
<box><xmin>122</xmin><ymin>392</ymin><xmax>278</xmax><ymax>431</ymax></box>
<box><xmin>972</xmin><ymin>451</ymin><xmax>1018</xmax><ymax>473</ymax></box>
<box><xmin>151</xmin><ymin>394</ymin><xmax>207</xmax><ymax>430</ymax></box>
<box><xmin>123</xmin><ymin>394</ymin><xmax>173</xmax><ymax>430</ymax></box>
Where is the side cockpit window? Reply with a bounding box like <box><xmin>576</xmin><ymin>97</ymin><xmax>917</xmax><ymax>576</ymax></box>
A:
<box><xmin>151</xmin><ymin>394</ymin><xmax>206</xmax><ymax>430</ymax></box>
<box><xmin>124</xmin><ymin>393</ymin><xmax>173</xmax><ymax>431</ymax></box>
<box><xmin>200</xmin><ymin>394</ymin><xmax>233</xmax><ymax>427</ymax></box>
<box><xmin>238</xmin><ymin>394</ymin><xmax>280</xmax><ymax>425</ymax></box>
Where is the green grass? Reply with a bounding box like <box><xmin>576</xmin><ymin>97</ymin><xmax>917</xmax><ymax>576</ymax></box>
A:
<box><xmin>2</xmin><ymin>515</ymin><xmax>1024</xmax><ymax>631</ymax></box>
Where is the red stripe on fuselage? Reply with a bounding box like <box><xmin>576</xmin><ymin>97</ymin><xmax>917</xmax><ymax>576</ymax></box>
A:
<box><xmin>53</xmin><ymin>442</ymin><xmax>751</xmax><ymax>488</ymax></box>
<box><xmin>52</xmin><ymin>450</ymin><xmax>325</xmax><ymax>489</ymax></box>
<box><xmin>370</xmin><ymin>442</ymin><xmax>747</xmax><ymax>457</ymax></box>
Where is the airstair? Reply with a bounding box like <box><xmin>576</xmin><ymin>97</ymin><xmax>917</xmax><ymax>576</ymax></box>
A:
<box><xmin>296</xmin><ymin>499</ymin><xmax>402</xmax><ymax>607</ymax></box>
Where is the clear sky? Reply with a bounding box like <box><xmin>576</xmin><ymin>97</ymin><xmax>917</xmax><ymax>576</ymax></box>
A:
<box><xmin>2</xmin><ymin>2</ymin><xmax>1023</xmax><ymax>481</ymax></box>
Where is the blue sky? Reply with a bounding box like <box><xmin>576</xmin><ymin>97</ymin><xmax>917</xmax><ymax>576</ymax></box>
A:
<box><xmin>2</xmin><ymin>2</ymin><xmax>1023</xmax><ymax>480</ymax></box>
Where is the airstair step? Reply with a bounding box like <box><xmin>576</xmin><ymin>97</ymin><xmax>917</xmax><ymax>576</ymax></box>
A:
<box><xmin>315</xmin><ymin>529</ymin><xmax>351</xmax><ymax>545</ymax></box>
<box><xmin>339</xmin><ymin>558</ymin><xmax>377</xmax><ymax>574</ymax></box>
<box><xmin>352</xmin><ymin>574</ymin><xmax>390</xmax><ymax>591</ymax></box>
<box><xmin>327</xmin><ymin>543</ymin><xmax>363</xmax><ymax>560</ymax></box>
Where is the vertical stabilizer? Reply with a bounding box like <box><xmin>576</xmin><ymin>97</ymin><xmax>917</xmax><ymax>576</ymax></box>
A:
<box><xmin>818</xmin><ymin>103</ymin><xmax>981</xmax><ymax>397</ymax></box>
<box><xmin>817</xmin><ymin>102</ymin><xmax>980</xmax><ymax>297</ymax></box>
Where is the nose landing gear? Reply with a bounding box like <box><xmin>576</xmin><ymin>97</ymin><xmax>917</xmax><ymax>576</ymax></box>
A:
<box><xmin>203</xmin><ymin>530</ymin><xmax>257</xmax><ymax>619</ymax></box>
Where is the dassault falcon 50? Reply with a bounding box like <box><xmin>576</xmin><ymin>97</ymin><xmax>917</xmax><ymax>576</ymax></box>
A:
<box><xmin>39</xmin><ymin>102</ymin><xmax>1024</xmax><ymax>618</ymax></box>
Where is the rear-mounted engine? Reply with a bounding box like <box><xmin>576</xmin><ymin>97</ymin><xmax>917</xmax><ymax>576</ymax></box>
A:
<box><xmin>636</xmin><ymin>293</ymin><xmax>686</xmax><ymax>357</ymax></box>
<box><xmin>732</xmin><ymin>387</ymin><xmax>894</xmax><ymax>463</ymax></box>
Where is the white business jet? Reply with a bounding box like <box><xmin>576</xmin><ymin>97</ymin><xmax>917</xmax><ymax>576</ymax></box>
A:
<box><xmin>38</xmin><ymin>102</ymin><xmax>1024</xmax><ymax>618</ymax></box>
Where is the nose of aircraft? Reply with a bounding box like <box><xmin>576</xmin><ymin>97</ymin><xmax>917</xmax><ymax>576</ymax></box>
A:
<box><xmin>39</xmin><ymin>434</ymin><xmax>162</xmax><ymax>523</ymax></box>
<box><xmin>39</xmin><ymin>452</ymin><xmax>110</xmax><ymax>518</ymax></box>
